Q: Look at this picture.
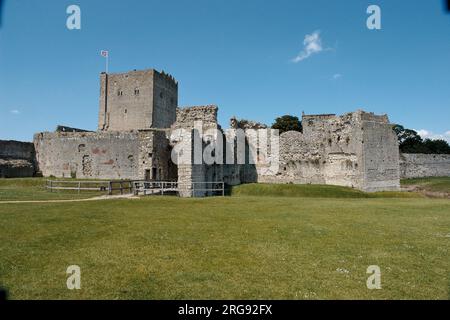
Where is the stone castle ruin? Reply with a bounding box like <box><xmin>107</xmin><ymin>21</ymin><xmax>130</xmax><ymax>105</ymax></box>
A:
<box><xmin>1</xmin><ymin>68</ymin><xmax>449</xmax><ymax>194</ymax></box>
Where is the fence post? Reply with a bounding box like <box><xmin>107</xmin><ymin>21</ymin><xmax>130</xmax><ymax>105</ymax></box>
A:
<box><xmin>78</xmin><ymin>181</ymin><xmax>81</xmax><ymax>194</ymax></box>
<box><xmin>222</xmin><ymin>182</ymin><xmax>225</xmax><ymax>197</ymax></box>
<box><xmin>108</xmin><ymin>181</ymin><xmax>112</xmax><ymax>195</ymax></box>
<box><xmin>49</xmin><ymin>180</ymin><xmax>52</xmax><ymax>192</ymax></box>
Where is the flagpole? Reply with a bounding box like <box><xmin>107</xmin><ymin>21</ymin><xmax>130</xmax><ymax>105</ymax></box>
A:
<box><xmin>106</xmin><ymin>54</ymin><xmax>109</xmax><ymax>74</ymax></box>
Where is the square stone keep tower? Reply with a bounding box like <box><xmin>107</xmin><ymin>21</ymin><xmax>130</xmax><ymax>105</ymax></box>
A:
<box><xmin>98</xmin><ymin>69</ymin><xmax>178</xmax><ymax>131</ymax></box>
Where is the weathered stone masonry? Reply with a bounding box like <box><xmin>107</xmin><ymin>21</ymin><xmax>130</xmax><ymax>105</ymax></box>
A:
<box><xmin>98</xmin><ymin>69</ymin><xmax>177</xmax><ymax>131</ymax></box>
<box><xmin>33</xmin><ymin>130</ymin><xmax>174</xmax><ymax>180</ymax></box>
<box><xmin>34</xmin><ymin>68</ymin><xmax>178</xmax><ymax>181</ymax></box>
<box><xmin>258</xmin><ymin>111</ymin><xmax>400</xmax><ymax>192</ymax></box>
<box><xmin>2</xmin><ymin>67</ymin><xmax>447</xmax><ymax>196</ymax></box>
<box><xmin>400</xmin><ymin>153</ymin><xmax>450</xmax><ymax>178</ymax></box>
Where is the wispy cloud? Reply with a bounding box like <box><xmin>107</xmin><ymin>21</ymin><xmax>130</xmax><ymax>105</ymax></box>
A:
<box><xmin>10</xmin><ymin>109</ymin><xmax>20</xmax><ymax>115</ymax></box>
<box><xmin>332</xmin><ymin>73</ymin><xmax>342</xmax><ymax>80</ymax></box>
<box><xmin>292</xmin><ymin>30</ymin><xmax>324</xmax><ymax>63</ymax></box>
<box><xmin>416</xmin><ymin>129</ymin><xmax>450</xmax><ymax>143</ymax></box>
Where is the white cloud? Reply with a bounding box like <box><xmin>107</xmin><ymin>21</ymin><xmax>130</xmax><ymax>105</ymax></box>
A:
<box><xmin>332</xmin><ymin>73</ymin><xmax>342</xmax><ymax>80</ymax></box>
<box><xmin>292</xmin><ymin>31</ymin><xmax>323</xmax><ymax>63</ymax></box>
<box><xmin>10</xmin><ymin>109</ymin><xmax>20</xmax><ymax>115</ymax></box>
<box><xmin>416</xmin><ymin>129</ymin><xmax>430</xmax><ymax>138</ymax></box>
<box><xmin>416</xmin><ymin>129</ymin><xmax>450</xmax><ymax>143</ymax></box>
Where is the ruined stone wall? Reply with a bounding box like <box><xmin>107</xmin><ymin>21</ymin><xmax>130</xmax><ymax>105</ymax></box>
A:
<box><xmin>139</xmin><ymin>130</ymin><xmax>176</xmax><ymax>181</ymax></box>
<box><xmin>0</xmin><ymin>140</ymin><xmax>35</xmax><ymax>178</ymax></box>
<box><xmin>260</xmin><ymin>112</ymin><xmax>365</xmax><ymax>188</ymax></box>
<box><xmin>33</xmin><ymin>131</ymin><xmax>161</xmax><ymax>180</ymax></box>
<box><xmin>257</xmin><ymin>111</ymin><xmax>400</xmax><ymax>192</ymax></box>
<box><xmin>98</xmin><ymin>69</ymin><xmax>177</xmax><ymax>131</ymax></box>
<box><xmin>400</xmin><ymin>153</ymin><xmax>450</xmax><ymax>178</ymax></box>
<box><xmin>173</xmin><ymin>105</ymin><xmax>218</xmax><ymax>128</ymax></box>
<box><xmin>170</xmin><ymin>106</ymin><xmax>223</xmax><ymax>196</ymax></box>
<box><xmin>304</xmin><ymin>112</ymin><xmax>364</xmax><ymax>188</ymax></box>
<box><xmin>361</xmin><ymin>118</ymin><xmax>400</xmax><ymax>191</ymax></box>
<box><xmin>170</xmin><ymin>108</ymin><xmax>400</xmax><ymax>195</ymax></box>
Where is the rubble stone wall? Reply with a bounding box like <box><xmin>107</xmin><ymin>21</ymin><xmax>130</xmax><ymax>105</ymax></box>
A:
<box><xmin>400</xmin><ymin>153</ymin><xmax>450</xmax><ymax>178</ymax></box>
<box><xmin>33</xmin><ymin>130</ymin><xmax>172</xmax><ymax>180</ymax></box>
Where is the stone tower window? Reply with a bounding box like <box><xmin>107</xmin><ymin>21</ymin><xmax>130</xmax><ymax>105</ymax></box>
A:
<box><xmin>124</xmin><ymin>109</ymin><xmax>127</xmax><ymax>114</ymax></box>
<box><xmin>134</xmin><ymin>88</ymin><xmax>139</xmax><ymax>95</ymax></box>
<box><xmin>159</xmin><ymin>91</ymin><xmax>164</xmax><ymax>99</ymax></box>
<box><xmin>118</xmin><ymin>90</ymin><xmax>123</xmax><ymax>96</ymax></box>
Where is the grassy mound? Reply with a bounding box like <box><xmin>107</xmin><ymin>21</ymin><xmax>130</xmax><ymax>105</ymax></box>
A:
<box><xmin>230</xmin><ymin>183</ymin><xmax>422</xmax><ymax>198</ymax></box>
<box><xmin>401</xmin><ymin>177</ymin><xmax>450</xmax><ymax>193</ymax></box>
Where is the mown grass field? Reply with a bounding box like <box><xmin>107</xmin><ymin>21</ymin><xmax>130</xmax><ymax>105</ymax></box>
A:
<box><xmin>0</xmin><ymin>178</ymin><xmax>104</xmax><ymax>201</ymax></box>
<box><xmin>0</xmin><ymin>178</ymin><xmax>449</xmax><ymax>299</ymax></box>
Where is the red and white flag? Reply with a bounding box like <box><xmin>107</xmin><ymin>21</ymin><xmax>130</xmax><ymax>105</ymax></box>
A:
<box><xmin>100</xmin><ymin>50</ymin><xmax>109</xmax><ymax>57</ymax></box>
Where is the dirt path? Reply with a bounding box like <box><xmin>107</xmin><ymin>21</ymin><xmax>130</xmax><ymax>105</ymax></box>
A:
<box><xmin>0</xmin><ymin>194</ymin><xmax>140</xmax><ymax>204</ymax></box>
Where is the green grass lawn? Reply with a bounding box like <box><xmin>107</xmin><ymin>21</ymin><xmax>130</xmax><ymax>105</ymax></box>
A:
<box><xmin>0</xmin><ymin>178</ymin><xmax>104</xmax><ymax>201</ymax></box>
<box><xmin>231</xmin><ymin>183</ymin><xmax>423</xmax><ymax>198</ymax></box>
<box><xmin>401</xmin><ymin>177</ymin><xmax>450</xmax><ymax>194</ymax></box>
<box><xmin>0</xmin><ymin>179</ymin><xmax>449</xmax><ymax>299</ymax></box>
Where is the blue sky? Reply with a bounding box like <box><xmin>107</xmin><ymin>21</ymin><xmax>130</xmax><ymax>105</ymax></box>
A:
<box><xmin>1</xmin><ymin>0</ymin><xmax>450</xmax><ymax>142</ymax></box>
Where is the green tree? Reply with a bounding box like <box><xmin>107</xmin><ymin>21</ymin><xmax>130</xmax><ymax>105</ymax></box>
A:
<box><xmin>393</xmin><ymin>124</ymin><xmax>450</xmax><ymax>154</ymax></box>
<box><xmin>272</xmin><ymin>115</ymin><xmax>302</xmax><ymax>134</ymax></box>
<box><xmin>393</xmin><ymin>124</ymin><xmax>423</xmax><ymax>153</ymax></box>
<box><xmin>423</xmin><ymin>139</ymin><xmax>450</xmax><ymax>154</ymax></box>
<box><xmin>393</xmin><ymin>125</ymin><xmax>421</xmax><ymax>144</ymax></box>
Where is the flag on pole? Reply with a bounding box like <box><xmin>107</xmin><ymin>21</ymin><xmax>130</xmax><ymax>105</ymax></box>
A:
<box><xmin>100</xmin><ymin>50</ymin><xmax>109</xmax><ymax>73</ymax></box>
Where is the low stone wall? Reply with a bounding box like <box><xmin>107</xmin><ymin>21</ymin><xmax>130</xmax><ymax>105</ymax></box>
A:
<box><xmin>33</xmin><ymin>131</ymin><xmax>161</xmax><ymax>180</ymax></box>
<box><xmin>0</xmin><ymin>140</ymin><xmax>36</xmax><ymax>178</ymax></box>
<box><xmin>400</xmin><ymin>153</ymin><xmax>450</xmax><ymax>179</ymax></box>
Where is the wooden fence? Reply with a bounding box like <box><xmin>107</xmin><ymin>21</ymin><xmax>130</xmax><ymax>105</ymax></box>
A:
<box><xmin>46</xmin><ymin>180</ymin><xmax>133</xmax><ymax>195</ymax></box>
<box><xmin>133</xmin><ymin>181</ymin><xmax>225</xmax><ymax>197</ymax></box>
<box><xmin>46</xmin><ymin>180</ymin><xmax>225</xmax><ymax>197</ymax></box>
